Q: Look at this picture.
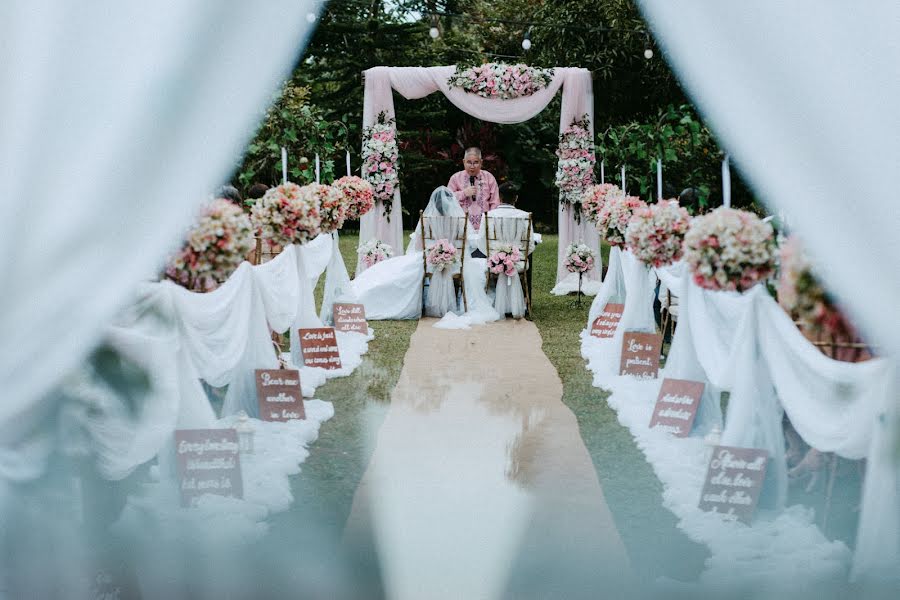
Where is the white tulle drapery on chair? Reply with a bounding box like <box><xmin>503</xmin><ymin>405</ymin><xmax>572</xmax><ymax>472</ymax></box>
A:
<box><xmin>484</xmin><ymin>215</ymin><xmax>532</xmax><ymax>319</ymax></box>
<box><xmin>422</xmin><ymin>214</ymin><xmax>467</xmax><ymax>318</ymax></box>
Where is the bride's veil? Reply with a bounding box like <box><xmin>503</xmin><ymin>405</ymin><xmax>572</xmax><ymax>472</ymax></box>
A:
<box><xmin>406</xmin><ymin>186</ymin><xmax>465</xmax><ymax>253</ymax></box>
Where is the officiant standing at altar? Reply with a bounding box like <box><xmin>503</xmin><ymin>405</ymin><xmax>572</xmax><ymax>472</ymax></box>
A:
<box><xmin>447</xmin><ymin>147</ymin><xmax>499</xmax><ymax>231</ymax></box>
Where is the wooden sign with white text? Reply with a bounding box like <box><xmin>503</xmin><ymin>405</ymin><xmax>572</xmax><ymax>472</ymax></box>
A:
<box><xmin>255</xmin><ymin>368</ymin><xmax>306</xmax><ymax>422</ymax></box>
<box><xmin>175</xmin><ymin>429</ymin><xmax>243</xmax><ymax>507</ymax></box>
<box><xmin>698</xmin><ymin>445</ymin><xmax>769</xmax><ymax>524</ymax></box>
<box><xmin>649</xmin><ymin>379</ymin><xmax>705</xmax><ymax>437</ymax></box>
<box><xmin>590</xmin><ymin>303</ymin><xmax>625</xmax><ymax>338</ymax></box>
<box><xmin>619</xmin><ymin>332</ymin><xmax>662</xmax><ymax>378</ymax></box>
<box><xmin>299</xmin><ymin>327</ymin><xmax>342</xmax><ymax>370</ymax></box>
<box><xmin>333</xmin><ymin>303</ymin><xmax>368</xmax><ymax>334</ymax></box>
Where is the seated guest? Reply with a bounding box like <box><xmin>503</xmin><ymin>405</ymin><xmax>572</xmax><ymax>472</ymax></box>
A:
<box><xmin>477</xmin><ymin>182</ymin><xmax>535</xmax><ymax>257</ymax></box>
<box><xmin>216</xmin><ymin>184</ymin><xmax>243</xmax><ymax>206</ymax></box>
<box><xmin>247</xmin><ymin>182</ymin><xmax>269</xmax><ymax>201</ymax></box>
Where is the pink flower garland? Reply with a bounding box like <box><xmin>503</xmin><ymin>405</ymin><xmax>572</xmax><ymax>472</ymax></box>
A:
<box><xmin>448</xmin><ymin>63</ymin><xmax>555</xmax><ymax>100</ymax></box>
<box><xmin>555</xmin><ymin>116</ymin><xmax>596</xmax><ymax>220</ymax></box>
<box><xmin>362</xmin><ymin>112</ymin><xmax>399</xmax><ymax>220</ymax></box>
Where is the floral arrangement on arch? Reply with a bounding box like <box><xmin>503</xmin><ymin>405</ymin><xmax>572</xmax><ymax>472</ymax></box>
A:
<box><xmin>581</xmin><ymin>183</ymin><xmax>621</xmax><ymax>224</ymax></box>
<box><xmin>166</xmin><ymin>198</ymin><xmax>255</xmax><ymax>292</ymax></box>
<box><xmin>595</xmin><ymin>194</ymin><xmax>647</xmax><ymax>247</ymax></box>
<box><xmin>361</xmin><ymin>111</ymin><xmax>399</xmax><ymax>220</ymax></box>
<box><xmin>555</xmin><ymin>116</ymin><xmax>596</xmax><ymax>221</ymax></box>
<box><xmin>488</xmin><ymin>244</ymin><xmax>524</xmax><ymax>278</ymax></box>
<box><xmin>333</xmin><ymin>176</ymin><xmax>375</xmax><ymax>221</ymax></box>
<box><xmin>683</xmin><ymin>207</ymin><xmax>777</xmax><ymax>293</ymax></box>
<box><xmin>778</xmin><ymin>235</ymin><xmax>855</xmax><ymax>338</ymax></box>
<box><xmin>250</xmin><ymin>182</ymin><xmax>322</xmax><ymax>251</ymax></box>
<box><xmin>358</xmin><ymin>239</ymin><xmax>393</xmax><ymax>268</ymax></box>
<box><xmin>625</xmin><ymin>201</ymin><xmax>691</xmax><ymax>268</ymax></box>
<box><xmin>447</xmin><ymin>63</ymin><xmax>555</xmax><ymax>100</ymax></box>
<box><xmin>562</xmin><ymin>242</ymin><xmax>596</xmax><ymax>274</ymax></box>
<box><xmin>426</xmin><ymin>239</ymin><xmax>458</xmax><ymax>272</ymax></box>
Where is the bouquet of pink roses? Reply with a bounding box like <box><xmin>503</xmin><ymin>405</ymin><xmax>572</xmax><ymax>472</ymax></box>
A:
<box><xmin>314</xmin><ymin>183</ymin><xmax>348</xmax><ymax>234</ymax></box>
<box><xmin>333</xmin><ymin>176</ymin><xmax>375</xmax><ymax>221</ymax></box>
<box><xmin>683</xmin><ymin>207</ymin><xmax>776</xmax><ymax>292</ymax></box>
<box><xmin>595</xmin><ymin>194</ymin><xmax>647</xmax><ymax>247</ymax></box>
<box><xmin>250</xmin><ymin>182</ymin><xmax>322</xmax><ymax>251</ymax></box>
<box><xmin>581</xmin><ymin>183</ymin><xmax>621</xmax><ymax>224</ymax></box>
<box><xmin>488</xmin><ymin>244</ymin><xmax>523</xmax><ymax>278</ymax></box>
<box><xmin>426</xmin><ymin>239</ymin><xmax>458</xmax><ymax>272</ymax></box>
<box><xmin>357</xmin><ymin>239</ymin><xmax>393</xmax><ymax>268</ymax></box>
<box><xmin>625</xmin><ymin>201</ymin><xmax>691</xmax><ymax>268</ymax></box>
<box><xmin>562</xmin><ymin>242</ymin><xmax>596</xmax><ymax>274</ymax></box>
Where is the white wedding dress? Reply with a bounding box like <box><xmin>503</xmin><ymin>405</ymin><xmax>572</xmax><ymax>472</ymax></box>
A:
<box><xmin>352</xmin><ymin>187</ymin><xmax>499</xmax><ymax>323</ymax></box>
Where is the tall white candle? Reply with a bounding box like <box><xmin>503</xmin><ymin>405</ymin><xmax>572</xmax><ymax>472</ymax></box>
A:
<box><xmin>315</xmin><ymin>153</ymin><xmax>321</xmax><ymax>184</ymax></box>
<box><xmin>600</xmin><ymin>160</ymin><xmax>605</xmax><ymax>184</ymax></box>
<box><xmin>722</xmin><ymin>154</ymin><xmax>731</xmax><ymax>208</ymax></box>
<box><xmin>281</xmin><ymin>147</ymin><xmax>288</xmax><ymax>184</ymax></box>
<box><xmin>346</xmin><ymin>150</ymin><xmax>351</xmax><ymax>177</ymax></box>
<box><xmin>621</xmin><ymin>165</ymin><xmax>626</xmax><ymax>194</ymax></box>
<box><xmin>657</xmin><ymin>159</ymin><xmax>663</xmax><ymax>200</ymax></box>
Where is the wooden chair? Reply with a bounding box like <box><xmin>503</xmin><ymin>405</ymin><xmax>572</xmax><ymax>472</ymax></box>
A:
<box><xmin>660</xmin><ymin>288</ymin><xmax>679</xmax><ymax>342</ymax></box>
<box><xmin>419</xmin><ymin>210</ymin><xmax>469</xmax><ymax>313</ymax></box>
<box><xmin>483</xmin><ymin>213</ymin><xmax>534</xmax><ymax>316</ymax></box>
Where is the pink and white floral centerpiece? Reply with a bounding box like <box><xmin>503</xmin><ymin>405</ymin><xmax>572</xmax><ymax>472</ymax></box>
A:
<box><xmin>312</xmin><ymin>183</ymin><xmax>348</xmax><ymax>234</ymax></box>
<box><xmin>488</xmin><ymin>244</ymin><xmax>524</xmax><ymax>279</ymax></box>
<box><xmin>581</xmin><ymin>183</ymin><xmax>621</xmax><ymax>224</ymax></box>
<box><xmin>333</xmin><ymin>175</ymin><xmax>375</xmax><ymax>221</ymax></box>
<box><xmin>362</xmin><ymin>111</ymin><xmax>399</xmax><ymax>220</ymax></box>
<box><xmin>625</xmin><ymin>201</ymin><xmax>691</xmax><ymax>268</ymax></box>
<box><xmin>166</xmin><ymin>198</ymin><xmax>255</xmax><ymax>292</ymax></box>
<box><xmin>426</xmin><ymin>239</ymin><xmax>458</xmax><ymax>272</ymax></box>
<box><xmin>447</xmin><ymin>63</ymin><xmax>555</xmax><ymax>100</ymax></box>
<box><xmin>595</xmin><ymin>194</ymin><xmax>648</xmax><ymax>247</ymax></box>
<box><xmin>683</xmin><ymin>207</ymin><xmax>776</xmax><ymax>292</ymax></box>
<box><xmin>250</xmin><ymin>182</ymin><xmax>322</xmax><ymax>252</ymax></box>
<box><xmin>563</xmin><ymin>242</ymin><xmax>596</xmax><ymax>274</ymax></box>
<box><xmin>555</xmin><ymin>116</ymin><xmax>596</xmax><ymax>221</ymax></box>
<box><xmin>357</xmin><ymin>239</ymin><xmax>393</xmax><ymax>268</ymax></box>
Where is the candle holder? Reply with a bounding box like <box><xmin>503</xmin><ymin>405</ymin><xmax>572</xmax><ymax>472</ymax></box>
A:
<box><xmin>235</xmin><ymin>411</ymin><xmax>255</xmax><ymax>455</ymax></box>
<box><xmin>704</xmin><ymin>424</ymin><xmax>722</xmax><ymax>462</ymax></box>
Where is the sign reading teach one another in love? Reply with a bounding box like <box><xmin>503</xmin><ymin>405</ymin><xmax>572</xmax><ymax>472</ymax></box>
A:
<box><xmin>698</xmin><ymin>445</ymin><xmax>769</xmax><ymax>524</ymax></box>
<box><xmin>299</xmin><ymin>327</ymin><xmax>342</xmax><ymax>370</ymax></box>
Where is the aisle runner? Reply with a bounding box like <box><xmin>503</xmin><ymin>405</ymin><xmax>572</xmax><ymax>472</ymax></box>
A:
<box><xmin>343</xmin><ymin>319</ymin><xmax>631</xmax><ymax>599</ymax></box>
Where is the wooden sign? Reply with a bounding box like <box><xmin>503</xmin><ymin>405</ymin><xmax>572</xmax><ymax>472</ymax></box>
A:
<box><xmin>619</xmin><ymin>332</ymin><xmax>662</xmax><ymax>378</ymax></box>
<box><xmin>698</xmin><ymin>446</ymin><xmax>769</xmax><ymax>524</ymax></box>
<box><xmin>299</xmin><ymin>327</ymin><xmax>342</xmax><ymax>370</ymax></box>
<box><xmin>255</xmin><ymin>368</ymin><xmax>305</xmax><ymax>421</ymax></box>
<box><xmin>175</xmin><ymin>429</ymin><xmax>243</xmax><ymax>507</ymax></box>
<box><xmin>590</xmin><ymin>303</ymin><xmax>624</xmax><ymax>338</ymax></box>
<box><xmin>333</xmin><ymin>303</ymin><xmax>368</xmax><ymax>334</ymax></box>
<box><xmin>649</xmin><ymin>379</ymin><xmax>705</xmax><ymax>437</ymax></box>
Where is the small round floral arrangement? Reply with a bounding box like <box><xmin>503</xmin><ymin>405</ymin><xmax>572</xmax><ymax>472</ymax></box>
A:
<box><xmin>358</xmin><ymin>239</ymin><xmax>394</xmax><ymax>268</ymax></box>
<box><xmin>166</xmin><ymin>198</ymin><xmax>255</xmax><ymax>292</ymax></box>
<box><xmin>488</xmin><ymin>244</ymin><xmax>523</xmax><ymax>278</ymax></box>
<box><xmin>778</xmin><ymin>235</ymin><xmax>855</xmax><ymax>337</ymax></box>
<box><xmin>333</xmin><ymin>176</ymin><xmax>375</xmax><ymax>221</ymax></box>
<box><xmin>250</xmin><ymin>182</ymin><xmax>322</xmax><ymax>251</ymax></box>
<box><xmin>426</xmin><ymin>239</ymin><xmax>458</xmax><ymax>272</ymax></box>
<box><xmin>362</xmin><ymin>111</ymin><xmax>399</xmax><ymax>218</ymax></box>
<box><xmin>448</xmin><ymin>63</ymin><xmax>555</xmax><ymax>100</ymax></box>
<box><xmin>581</xmin><ymin>183</ymin><xmax>621</xmax><ymax>224</ymax></box>
<box><xmin>595</xmin><ymin>194</ymin><xmax>647</xmax><ymax>247</ymax></box>
<box><xmin>315</xmin><ymin>183</ymin><xmax>349</xmax><ymax>234</ymax></box>
<box><xmin>555</xmin><ymin>116</ymin><xmax>596</xmax><ymax>220</ymax></box>
<box><xmin>625</xmin><ymin>202</ymin><xmax>691</xmax><ymax>268</ymax></box>
<box><xmin>683</xmin><ymin>207</ymin><xmax>777</xmax><ymax>292</ymax></box>
<box><xmin>563</xmin><ymin>242</ymin><xmax>596</xmax><ymax>274</ymax></box>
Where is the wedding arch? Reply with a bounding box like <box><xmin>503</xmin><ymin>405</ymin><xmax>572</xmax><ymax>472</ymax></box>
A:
<box><xmin>357</xmin><ymin>65</ymin><xmax>601</xmax><ymax>293</ymax></box>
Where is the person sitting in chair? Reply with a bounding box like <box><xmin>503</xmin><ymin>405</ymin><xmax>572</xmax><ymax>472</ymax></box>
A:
<box><xmin>477</xmin><ymin>182</ymin><xmax>534</xmax><ymax>256</ymax></box>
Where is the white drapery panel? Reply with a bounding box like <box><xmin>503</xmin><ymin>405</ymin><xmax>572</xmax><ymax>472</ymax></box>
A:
<box><xmin>489</xmin><ymin>217</ymin><xmax>530</xmax><ymax>319</ymax></box>
<box><xmin>586</xmin><ymin>246</ymin><xmax>625</xmax><ymax>326</ymax></box>
<box><xmin>320</xmin><ymin>232</ymin><xmax>358</xmax><ymax>325</ymax></box>
<box><xmin>0</xmin><ymin>0</ymin><xmax>318</xmax><ymax>434</ymax></box>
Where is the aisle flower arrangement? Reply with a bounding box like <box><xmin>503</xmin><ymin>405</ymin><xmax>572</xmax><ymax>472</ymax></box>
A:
<box><xmin>595</xmin><ymin>194</ymin><xmax>647</xmax><ymax>247</ymax></box>
<box><xmin>361</xmin><ymin>111</ymin><xmax>399</xmax><ymax>219</ymax></box>
<box><xmin>683</xmin><ymin>207</ymin><xmax>777</xmax><ymax>293</ymax></box>
<box><xmin>488</xmin><ymin>244</ymin><xmax>523</xmax><ymax>278</ymax></box>
<box><xmin>333</xmin><ymin>176</ymin><xmax>375</xmax><ymax>221</ymax></box>
<box><xmin>426</xmin><ymin>239</ymin><xmax>458</xmax><ymax>272</ymax></box>
<box><xmin>315</xmin><ymin>183</ymin><xmax>349</xmax><ymax>234</ymax></box>
<box><xmin>447</xmin><ymin>63</ymin><xmax>555</xmax><ymax>100</ymax></box>
<box><xmin>581</xmin><ymin>183</ymin><xmax>621</xmax><ymax>224</ymax></box>
<box><xmin>562</xmin><ymin>243</ymin><xmax>596</xmax><ymax>274</ymax></box>
<box><xmin>778</xmin><ymin>235</ymin><xmax>855</xmax><ymax>338</ymax></box>
<box><xmin>166</xmin><ymin>198</ymin><xmax>255</xmax><ymax>292</ymax></box>
<box><xmin>358</xmin><ymin>239</ymin><xmax>394</xmax><ymax>268</ymax></box>
<box><xmin>555</xmin><ymin>116</ymin><xmax>596</xmax><ymax>220</ymax></box>
<box><xmin>250</xmin><ymin>182</ymin><xmax>322</xmax><ymax>251</ymax></box>
<box><xmin>625</xmin><ymin>201</ymin><xmax>691</xmax><ymax>268</ymax></box>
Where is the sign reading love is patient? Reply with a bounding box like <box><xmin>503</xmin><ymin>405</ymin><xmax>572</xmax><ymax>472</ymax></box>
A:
<box><xmin>175</xmin><ymin>429</ymin><xmax>243</xmax><ymax>508</ymax></box>
<box><xmin>299</xmin><ymin>327</ymin><xmax>342</xmax><ymax>370</ymax></box>
<box><xmin>255</xmin><ymin>369</ymin><xmax>306</xmax><ymax>422</ymax></box>
<box><xmin>649</xmin><ymin>379</ymin><xmax>705</xmax><ymax>437</ymax></box>
<box><xmin>698</xmin><ymin>446</ymin><xmax>769</xmax><ymax>524</ymax></box>
<box><xmin>619</xmin><ymin>332</ymin><xmax>662</xmax><ymax>378</ymax></box>
<box><xmin>333</xmin><ymin>303</ymin><xmax>368</xmax><ymax>334</ymax></box>
<box><xmin>590</xmin><ymin>303</ymin><xmax>624</xmax><ymax>338</ymax></box>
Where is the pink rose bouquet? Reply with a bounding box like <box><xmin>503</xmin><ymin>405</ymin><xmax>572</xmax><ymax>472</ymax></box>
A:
<box><xmin>563</xmin><ymin>242</ymin><xmax>596</xmax><ymax>274</ymax></box>
<box><xmin>426</xmin><ymin>238</ymin><xmax>458</xmax><ymax>272</ymax></box>
<box><xmin>250</xmin><ymin>182</ymin><xmax>322</xmax><ymax>251</ymax></box>
<box><xmin>357</xmin><ymin>239</ymin><xmax>393</xmax><ymax>268</ymax></box>
<box><xmin>488</xmin><ymin>244</ymin><xmax>523</xmax><ymax>278</ymax></box>
<box><xmin>625</xmin><ymin>201</ymin><xmax>691</xmax><ymax>268</ymax></box>
<box><xmin>362</xmin><ymin>112</ymin><xmax>399</xmax><ymax>219</ymax></box>
<box><xmin>333</xmin><ymin>175</ymin><xmax>375</xmax><ymax>221</ymax></box>
<box><xmin>595</xmin><ymin>194</ymin><xmax>648</xmax><ymax>247</ymax></box>
<box><xmin>581</xmin><ymin>183</ymin><xmax>621</xmax><ymax>224</ymax></box>
<box><xmin>555</xmin><ymin>116</ymin><xmax>596</xmax><ymax>220</ymax></box>
<box><xmin>448</xmin><ymin>63</ymin><xmax>555</xmax><ymax>100</ymax></box>
<box><xmin>683</xmin><ymin>207</ymin><xmax>776</xmax><ymax>292</ymax></box>
<box><xmin>166</xmin><ymin>198</ymin><xmax>255</xmax><ymax>292</ymax></box>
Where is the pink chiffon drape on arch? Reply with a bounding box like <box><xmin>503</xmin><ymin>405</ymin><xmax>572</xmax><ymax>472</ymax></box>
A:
<box><xmin>357</xmin><ymin>66</ymin><xmax>601</xmax><ymax>288</ymax></box>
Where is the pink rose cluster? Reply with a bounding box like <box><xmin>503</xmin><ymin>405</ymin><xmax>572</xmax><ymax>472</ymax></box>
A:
<box><xmin>580</xmin><ymin>183</ymin><xmax>621</xmax><ymax>224</ymax></box>
<box><xmin>683</xmin><ymin>207</ymin><xmax>776</xmax><ymax>293</ymax></box>
<box><xmin>333</xmin><ymin>175</ymin><xmax>375</xmax><ymax>221</ymax></box>
<box><xmin>311</xmin><ymin>183</ymin><xmax>348</xmax><ymax>234</ymax></box>
<box><xmin>362</xmin><ymin>112</ymin><xmax>399</xmax><ymax>204</ymax></box>
<box><xmin>448</xmin><ymin>63</ymin><xmax>555</xmax><ymax>100</ymax></box>
<box><xmin>595</xmin><ymin>194</ymin><xmax>648</xmax><ymax>247</ymax></box>
<box><xmin>250</xmin><ymin>182</ymin><xmax>322</xmax><ymax>251</ymax></box>
<box><xmin>563</xmin><ymin>242</ymin><xmax>596</xmax><ymax>274</ymax></box>
<box><xmin>488</xmin><ymin>244</ymin><xmax>523</xmax><ymax>277</ymax></box>
<box><xmin>166</xmin><ymin>198</ymin><xmax>255</xmax><ymax>292</ymax></box>
<box><xmin>358</xmin><ymin>239</ymin><xmax>393</xmax><ymax>268</ymax></box>
<box><xmin>625</xmin><ymin>201</ymin><xmax>691</xmax><ymax>268</ymax></box>
<box><xmin>555</xmin><ymin>116</ymin><xmax>596</xmax><ymax>215</ymax></box>
<box><xmin>426</xmin><ymin>238</ymin><xmax>458</xmax><ymax>272</ymax></box>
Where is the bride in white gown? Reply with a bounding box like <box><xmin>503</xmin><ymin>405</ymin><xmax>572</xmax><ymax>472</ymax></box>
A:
<box><xmin>352</xmin><ymin>187</ymin><xmax>500</xmax><ymax>323</ymax></box>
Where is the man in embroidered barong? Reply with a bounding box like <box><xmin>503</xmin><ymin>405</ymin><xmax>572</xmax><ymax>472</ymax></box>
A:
<box><xmin>447</xmin><ymin>147</ymin><xmax>499</xmax><ymax>231</ymax></box>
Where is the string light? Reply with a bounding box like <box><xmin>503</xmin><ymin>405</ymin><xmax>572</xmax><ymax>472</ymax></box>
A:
<box><xmin>429</xmin><ymin>15</ymin><xmax>440</xmax><ymax>39</ymax></box>
<box><xmin>521</xmin><ymin>27</ymin><xmax>532</xmax><ymax>51</ymax></box>
<box><xmin>306</xmin><ymin>12</ymin><xmax>317</xmax><ymax>24</ymax></box>
<box><xmin>644</xmin><ymin>34</ymin><xmax>653</xmax><ymax>59</ymax></box>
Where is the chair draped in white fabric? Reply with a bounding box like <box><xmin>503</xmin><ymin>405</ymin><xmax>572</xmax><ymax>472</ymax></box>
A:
<box><xmin>484</xmin><ymin>215</ymin><xmax>532</xmax><ymax>318</ymax></box>
<box><xmin>421</xmin><ymin>214</ymin><xmax>467</xmax><ymax>318</ymax></box>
